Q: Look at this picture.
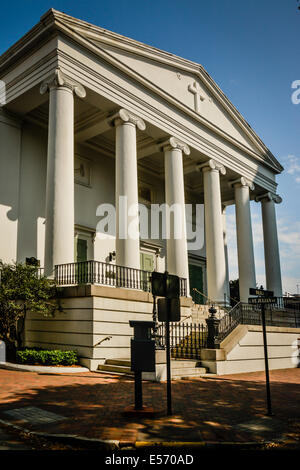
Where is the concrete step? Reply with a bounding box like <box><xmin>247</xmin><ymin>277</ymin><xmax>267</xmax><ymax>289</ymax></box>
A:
<box><xmin>172</xmin><ymin>367</ymin><xmax>207</xmax><ymax>375</ymax></box>
<box><xmin>105</xmin><ymin>358</ymin><xmax>131</xmax><ymax>367</ymax></box>
<box><xmin>98</xmin><ymin>363</ymin><xmax>133</xmax><ymax>375</ymax></box>
<box><xmin>171</xmin><ymin>360</ymin><xmax>202</xmax><ymax>368</ymax></box>
<box><xmin>97</xmin><ymin>358</ymin><xmax>207</xmax><ymax>380</ymax></box>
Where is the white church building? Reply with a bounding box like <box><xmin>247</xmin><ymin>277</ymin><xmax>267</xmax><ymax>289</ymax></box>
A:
<box><xmin>1</xmin><ymin>10</ymin><xmax>298</xmax><ymax>376</ymax></box>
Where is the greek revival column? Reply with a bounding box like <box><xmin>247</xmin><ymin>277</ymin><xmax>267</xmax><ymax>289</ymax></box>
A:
<box><xmin>256</xmin><ymin>193</ymin><xmax>283</xmax><ymax>297</ymax></box>
<box><xmin>198</xmin><ymin>159</ymin><xmax>227</xmax><ymax>303</ymax></box>
<box><xmin>162</xmin><ymin>137</ymin><xmax>190</xmax><ymax>286</ymax></box>
<box><xmin>222</xmin><ymin>204</ymin><xmax>231</xmax><ymax>305</ymax></box>
<box><xmin>40</xmin><ymin>68</ymin><xmax>86</xmax><ymax>276</ymax></box>
<box><xmin>112</xmin><ymin>109</ymin><xmax>146</xmax><ymax>269</ymax></box>
<box><xmin>230</xmin><ymin>177</ymin><xmax>256</xmax><ymax>302</ymax></box>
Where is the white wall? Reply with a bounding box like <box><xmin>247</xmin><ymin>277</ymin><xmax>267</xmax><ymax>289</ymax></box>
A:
<box><xmin>201</xmin><ymin>325</ymin><xmax>300</xmax><ymax>375</ymax></box>
<box><xmin>0</xmin><ymin>112</ymin><xmax>22</xmax><ymax>263</ymax></box>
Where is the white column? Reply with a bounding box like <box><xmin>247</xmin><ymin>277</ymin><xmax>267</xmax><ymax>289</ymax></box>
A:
<box><xmin>162</xmin><ymin>137</ymin><xmax>190</xmax><ymax>285</ymax></box>
<box><xmin>112</xmin><ymin>109</ymin><xmax>146</xmax><ymax>269</ymax></box>
<box><xmin>198</xmin><ymin>159</ymin><xmax>227</xmax><ymax>304</ymax></box>
<box><xmin>256</xmin><ymin>192</ymin><xmax>283</xmax><ymax>297</ymax></box>
<box><xmin>222</xmin><ymin>204</ymin><xmax>231</xmax><ymax>305</ymax></box>
<box><xmin>40</xmin><ymin>68</ymin><xmax>86</xmax><ymax>276</ymax></box>
<box><xmin>231</xmin><ymin>177</ymin><xmax>256</xmax><ymax>302</ymax></box>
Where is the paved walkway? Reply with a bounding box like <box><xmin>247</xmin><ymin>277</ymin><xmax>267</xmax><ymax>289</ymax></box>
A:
<box><xmin>0</xmin><ymin>368</ymin><xmax>299</xmax><ymax>448</ymax></box>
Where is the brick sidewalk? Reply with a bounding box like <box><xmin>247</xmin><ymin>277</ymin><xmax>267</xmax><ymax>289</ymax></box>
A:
<box><xmin>0</xmin><ymin>368</ymin><xmax>299</xmax><ymax>446</ymax></box>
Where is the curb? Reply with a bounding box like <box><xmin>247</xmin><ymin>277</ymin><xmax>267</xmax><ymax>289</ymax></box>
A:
<box><xmin>0</xmin><ymin>362</ymin><xmax>89</xmax><ymax>374</ymax></box>
<box><xmin>0</xmin><ymin>418</ymin><xmax>120</xmax><ymax>450</ymax></box>
<box><xmin>0</xmin><ymin>419</ymin><xmax>297</xmax><ymax>451</ymax></box>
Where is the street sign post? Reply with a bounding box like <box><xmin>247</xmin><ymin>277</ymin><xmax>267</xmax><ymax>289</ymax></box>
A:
<box><xmin>248</xmin><ymin>287</ymin><xmax>275</xmax><ymax>416</ymax></box>
<box><xmin>248</xmin><ymin>297</ymin><xmax>277</xmax><ymax>305</ymax></box>
<box><xmin>249</xmin><ymin>288</ymin><xmax>274</xmax><ymax>297</ymax></box>
<box><xmin>151</xmin><ymin>271</ymin><xmax>181</xmax><ymax>415</ymax></box>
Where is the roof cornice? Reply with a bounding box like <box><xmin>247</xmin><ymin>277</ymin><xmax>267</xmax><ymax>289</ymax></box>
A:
<box><xmin>0</xmin><ymin>8</ymin><xmax>283</xmax><ymax>174</ymax></box>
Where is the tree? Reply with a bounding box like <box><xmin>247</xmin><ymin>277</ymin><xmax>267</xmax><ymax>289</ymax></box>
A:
<box><xmin>0</xmin><ymin>262</ymin><xmax>61</xmax><ymax>359</ymax></box>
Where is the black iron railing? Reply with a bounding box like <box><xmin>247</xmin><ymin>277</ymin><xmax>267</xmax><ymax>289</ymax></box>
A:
<box><xmin>216</xmin><ymin>301</ymin><xmax>300</xmax><ymax>343</ymax></box>
<box><xmin>54</xmin><ymin>260</ymin><xmax>188</xmax><ymax>296</ymax></box>
<box><xmin>157</xmin><ymin>322</ymin><xmax>208</xmax><ymax>359</ymax></box>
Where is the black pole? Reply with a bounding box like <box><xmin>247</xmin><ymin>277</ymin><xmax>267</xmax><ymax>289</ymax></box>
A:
<box><xmin>166</xmin><ymin>300</ymin><xmax>172</xmax><ymax>416</ymax></box>
<box><xmin>261</xmin><ymin>303</ymin><xmax>273</xmax><ymax>416</ymax></box>
<box><xmin>134</xmin><ymin>371</ymin><xmax>143</xmax><ymax>410</ymax></box>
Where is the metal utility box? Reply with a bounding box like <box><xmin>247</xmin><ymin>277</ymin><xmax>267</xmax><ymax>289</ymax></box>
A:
<box><xmin>129</xmin><ymin>320</ymin><xmax>155</xmax><ymax>372</ymax></box>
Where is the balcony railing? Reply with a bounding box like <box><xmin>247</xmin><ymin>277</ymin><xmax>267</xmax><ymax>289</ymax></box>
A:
<box><xmin>54</xmin><ymin>260</ymin><xmax>188</xmax><ymax>297</ymax></box>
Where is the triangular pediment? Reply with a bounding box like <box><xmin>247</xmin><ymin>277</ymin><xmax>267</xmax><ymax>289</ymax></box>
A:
<box><xmin>17</xmin><ymin>9</ymin><xmax>284</xmax><ymax>172</ymax></box>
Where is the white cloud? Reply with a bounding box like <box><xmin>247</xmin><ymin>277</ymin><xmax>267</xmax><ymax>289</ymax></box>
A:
<box><xmin>282</xmin><ymin>155</ymin><xmax>300</xmax><ymax>183</ymax></box>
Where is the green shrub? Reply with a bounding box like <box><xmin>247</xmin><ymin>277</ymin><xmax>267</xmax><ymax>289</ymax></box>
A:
<box><xmin>16</xmin><ymin>348</ymin><xmax>78</xmax><ymax>366</ymax></box>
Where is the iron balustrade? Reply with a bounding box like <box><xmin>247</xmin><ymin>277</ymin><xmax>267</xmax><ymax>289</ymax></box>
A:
<box><xmin>216</xmin><ymin>300</ymin><xmax>300</xmax><ymax>344</ymax></box>
<box><xmin>157</xmin><ymin>322</ymin><xmax>208</xmax><ymax>359</ymax></box>
<box><xmin>54</xmin><ymin>260</ymin><xmax>188</xmax><ymax>296</ymax></box>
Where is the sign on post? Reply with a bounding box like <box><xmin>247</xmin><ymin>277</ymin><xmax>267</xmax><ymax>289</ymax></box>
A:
<box><xmin>157</xmin><ymin>298</ymin><xmax>180</xmax><ymax>322</ymax></box>
<box><xmin>249</xmin><ymin>288</ymin><xmax>274</xmax><ymax>297</ymax></box>
<box><xmin>248</xmin><ymin>297</ymin><xmax>277</xmax><ymax>305</ymax></box>
<box><xmin>249</xmin><ymin>287</ymin><xmax>274</xmax><ymax>416</ymax></box>
<box><xmin>151</xmin><ymin>271</ymin><xmax>181</xmax><ymax>415</ymax></box>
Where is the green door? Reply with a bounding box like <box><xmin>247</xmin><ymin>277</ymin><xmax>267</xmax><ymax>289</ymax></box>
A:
<box><xmin>77</xmin><ymin>239</ymin><xmax>87</xmax><ymax>262</ymax></box>
<box><xmin>189</xmin><ymin>264</ymin><xmax>203</xmax><ymax>304</ymax></box>
<box><xmin>76</xmin><ymin>239</ymin><xmax>88</xmax><ymax>283</ymax></box>
<box><xmin>140</xmin><ymin>253</ymin><xmax>154</xmax><ymax>271</ymax></box>
<box><xmin>140</xmin><ymin>253</ymin><xmax>154</xmax><ymax>291</ymax></box>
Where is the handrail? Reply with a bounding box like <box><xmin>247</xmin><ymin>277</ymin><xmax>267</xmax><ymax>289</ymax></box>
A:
<box><xmin>226</xmin><ymin>300</ymin><xmax>242</xmax><ymax>317</ymax></box>
<box><xmin>169</xmin><ymin>314</ymin><xmax>193</xmax><ymax>333</ymax></box>
<box><xmin>192</xmin><ymin>287</ymin><xmax>213</xmax><ymax>305</ymax></box>
<box><xmin>192</xmin><ymin>287</ymin><xmax>232</xmax><ymax>317</ymax></box>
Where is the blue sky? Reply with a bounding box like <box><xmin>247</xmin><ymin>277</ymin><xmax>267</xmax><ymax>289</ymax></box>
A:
<box><xmin>0</xmin><ymin>0</ymin><xmax>299</xmax><ymax>294</ymax></box>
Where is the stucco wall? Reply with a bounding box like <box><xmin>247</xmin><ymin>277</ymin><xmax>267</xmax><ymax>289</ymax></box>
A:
<box><xmin>201</xmin><ymin>324</ymin><xmax>300</xmax><ymax>375</ymax></box>
<box><xmin>24</xmin><ymin>285</ymin><xmax>192</xmax><ymax>370</ymax></box>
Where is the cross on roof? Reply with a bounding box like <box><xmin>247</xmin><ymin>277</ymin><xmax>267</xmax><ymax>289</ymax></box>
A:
<box><xmin>188</xmin><ymin>81</ymin><xmax>205</xmax><ymax>113</ymax></box>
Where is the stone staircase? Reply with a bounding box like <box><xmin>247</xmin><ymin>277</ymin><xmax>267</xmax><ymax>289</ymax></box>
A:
<box><xmin>191</xmin><ymin>303</ymin><xmax>228</xmax><ymax>324</ymax></box>
<box><xmin>97</xmin><ymin>358</ymin><xmax>208</xmax><ymax>380</ymax></box>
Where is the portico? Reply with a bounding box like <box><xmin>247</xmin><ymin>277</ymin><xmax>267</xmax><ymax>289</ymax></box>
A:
<box><xmin>0</xmin><ymin>8</ymin><xmax>284</xmax><ymax>308</ymax></box>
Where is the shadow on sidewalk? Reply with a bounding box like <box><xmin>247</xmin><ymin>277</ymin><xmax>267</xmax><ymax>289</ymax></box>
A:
<box><xmin>0</xmin><ymin>370</ymin><xmax>299</xmax><ymax>443</ymax></box>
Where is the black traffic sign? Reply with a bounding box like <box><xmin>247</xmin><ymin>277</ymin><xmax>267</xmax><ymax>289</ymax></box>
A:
<box><xmin>248</xmin><ymin>297</ymin><xmax>277</xmax><ymax>305</ymax></box>
<box><xmin>157</xmin><ymin>298</ymin><xmax>180</xmax><ymax>322</ymax></box>
<box><xmin>249</xmin><ymin>288</ymin><xmax>274</xmax><ymax>297</ymax></box>
<box><xmin>151</xmin><ymin>272</ymin><xmax>180</xmax><ymax>299</ymax></box>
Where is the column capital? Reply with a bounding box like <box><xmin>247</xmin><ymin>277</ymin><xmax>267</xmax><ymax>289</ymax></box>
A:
<box><xmin>255</xmin><ymin>192</ymin><xmax>282</xmax><ymax>204</ymax></box>
<box><xmin>197</xmin><ymin>159</ymin><xmax>226</xmax><ymax>175</ymax></box>
<box><xmin>40</xmin><ymin>67</ymin><xmax>86</xmax><ymax>98</ymax></box>
<box><xmin>160</xmin><ymin>136</ymin><xmax>190</xmax><ymax>155</ymax></box>
<box><xmin>109</xmin><ymin>108</ymin><xmax>146</xmax><ymax>131</ymax></box>
<box><xmin>229</xmin><ymin>176</ymin><xmax>255</xmax><ymax>190</ymax></box>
